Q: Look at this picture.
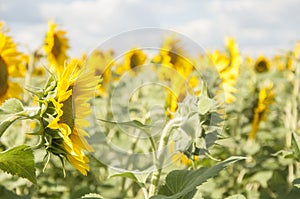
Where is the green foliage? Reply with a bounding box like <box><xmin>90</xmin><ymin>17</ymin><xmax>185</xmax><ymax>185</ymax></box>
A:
<box><xmin>291</xmin><ymin>132</ymin><xmax>300</xmax><ymax>162</ymax></box>
<box><xmin>110</xmin><ymin>172</ymin><xmax>145</xmax><ymax>188</ymax></box>
<box><xmin>150</xmin><ymin>157</ymin><xmax>245</xmax><ymax>199</ymax></box>
<box><xmin>1</xmin><ymin>22</ymin><xmax>300</xmax><ymax>199</ymax></box>
<box><xmin>197</xmin><ymin>95</ymin><xmax>214</xmax><ymax>115</ymax></box>
<box><xmin>0</xmin><ymin>185</ymin><xmax>30</xmax><ymax>199</ymax></box>
<box><xmin>225</xmin><ymin>194</ymin><xmax>246</xmax><ymax>199</ymax></box>
<box><xmin>0</xmin><ymin>115</ymin><xmax>20</xmax><ymax>137</ymax></box>
<box><xmin>0</xmin><ymin>98</ymin><xmax>24</xmax><ymax>114</ymax></box>
<box><xmin>0</xmin><ymin>145</ymin><xmax>36</xmax><ymax>184</ymax></box>
<box><xmin>0</xmin><ymin>98</ymin><xmax>25</xmax><ymax>137</ymax></box>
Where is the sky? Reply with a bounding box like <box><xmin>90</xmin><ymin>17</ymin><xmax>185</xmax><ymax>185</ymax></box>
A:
<box><xmin>0</xmin><ymin>0</ymin><xmax>299</xmax><ymax>57</ymax></box>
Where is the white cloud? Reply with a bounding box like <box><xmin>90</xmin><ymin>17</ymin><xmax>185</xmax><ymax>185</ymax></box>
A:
<box><xmin>0</xmin><ymin>0</ymin><xmax>299</xmax><ymax>57</ymax></box>
<box><xmin>38</xmin><ymin>0</ymin><xmax>161</xmax><ymax>55</ymax></box>
<box><xmin>13</xmin><ymin>24</ymin><xmax>46</xmax><ymax>53</ymax></box>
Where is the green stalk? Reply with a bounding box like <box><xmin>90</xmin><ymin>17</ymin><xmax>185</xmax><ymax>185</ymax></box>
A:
<box><xmin>148</xmin><ymin>117</ymin><xmax>183</xmax><ymax>197</ymax></box>
<box><xmin>21</xmin><ymin>53</ymin><xmax>35</xmax><ymax>144</ymax></box>
<box><xmin>285</xmin><ymin>59</ymin><xmax>300</xmax><ymax>183</ymax></box>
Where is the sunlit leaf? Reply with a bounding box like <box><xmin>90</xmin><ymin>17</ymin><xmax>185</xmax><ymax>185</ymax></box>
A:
<box><xmin>0</xmin><ymin>115</ymin><xmax>21</xmax><ymax>137</ymax></box>
<box><xmin>0</xmin><ymin>98</ymin><xmax>24</xmax><ymax>114</ymax></box>
<box><xmin>97</xmin><ymin>118</ymin><xmax>152</xmax><ymax>130</ymax></box>
<box><xmin>198</xmin><ymin>95</ymin><xmax>214</xmax><ymax>115</ymax></box>
<box><xmin>291</xmin><ymin>132</ymin><xmax>300</xmax><ymax>162</ymax></box>
<box><xmin>0</xmin><ymin>145</ymin><xmax>36</xmax><ymax>184</ymax></box>
<box><xmin>150</xmin><ymin>156</ymin><xmax>245</xmax><ymax>199</ymax></box>
<box><xmin>109</xmin><ymin>172</ymin><xmax>145</xmax><ymax>188</ymax></box>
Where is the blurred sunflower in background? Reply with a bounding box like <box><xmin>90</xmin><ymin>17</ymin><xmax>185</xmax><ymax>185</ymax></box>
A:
<box><xmin>249</xmin><ymin>82</ymin><xmax>274</xmax><ymax>140</ymax></box>
<box><xmin>169</xmin><ymin>139</ymin><xmax>199</xmax><ymax>167</ymax></box>
<box><xmin>43</xmin><ymin>21</ymin><xmax>69</xmax><ymax>74</ymax></box>
<box><xmin>87</xmin><ymin>49</ymin><xmax>114</xmax><ymax>95</ymax></box>
<box><xmin>0</xmin><ymin>22</ymin><xmax>24</xmax><ymax>104</ymax></box>
<box><xmin>154</xmin><ymin>37</ymin><xmax>197</xmax><ymax>117</ymax></box>
<box><xmin>116</xmin><ymin>48</ymin><xmax>147</xmax><ymax>75</ymax></box>
<box><xmin>209</xmin><ymin>38</ymin><xmax>241</xmax><ymax>104</ymax></box>
<box><xmin>255</xmin><ymin>55</ymin><xmax>271</xmax><ymax>73</ymax></box>
<box><xmin>45</xmin><ymin>59</ymin><xmax>99</xmax><ymax>175</ymax></box>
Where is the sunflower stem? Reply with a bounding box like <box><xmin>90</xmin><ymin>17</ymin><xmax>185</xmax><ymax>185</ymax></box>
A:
<box><xmin>284</xmin><ymin>58</ymin><xmax>300</xmax><ymax>184</ymax></box>
<box><xmin>148</xmin><ymin>117</ymin><xmax>183</xmax><ymax>197</ymax></box>
<box><xmin>21</xmin><ymin>52</ymin><xmax>36</xmax><ymax>143</ymax></box>
<box><xmin>23</xmin><ymin>52</ymin><xmax>36</xmax><ymax>104</ymax></box>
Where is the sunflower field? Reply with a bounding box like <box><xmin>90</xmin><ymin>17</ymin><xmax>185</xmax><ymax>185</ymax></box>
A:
<box><xmin>1</xmin><ymin>20</ymin><xmax>300</xmax><ymax>199</ymax></box>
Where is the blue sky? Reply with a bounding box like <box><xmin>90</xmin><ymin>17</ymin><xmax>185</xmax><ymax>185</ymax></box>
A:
<box><xmin>0</xmin><ymin>0</ymin><xmax>299</xmax><ymax>57</ymax></box>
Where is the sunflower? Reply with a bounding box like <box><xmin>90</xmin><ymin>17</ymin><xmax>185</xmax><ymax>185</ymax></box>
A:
<box><xmin>294</xmin><ymin>42</ymin><xmax>300</xmax><ymax>59</ymax></box>
<box><xmin>116</xmin><ymin>48</ymin><xmax>146</xmax><ymax>75</ymax></box>
<box><xmin>249</xmin><ymin>83</ymin><xmax>274</xmax><ymax>140</ymax></box>
<box><xmin>154</xmin><ymin>36</ymin><xmax>194</xmax><ymax>74</ymax></box>
<box><xmin>170</xmin><ymin>141</ymin><xmax>199</xmax><ymax>167</ymax></box>
<box><xmin>209</xmin><ymin>38</ymin><xmax>241</xmax><ymax>103</ymax></box>
<box><xmin>158</xmin><ymin>36</ymin><xmax>184</xmax><ymax>66</ymax></box>
<box><xmin>87</xmin><ymin>49</ymin><xmax>114</xmax><ymax>95</ymax></box>
<box><xmin>154</xmin><ymin>37</ymin><xmax>196</xmax><ymax>117</ymax></box>
<box><xmin>46</xmin><ymin>59</ymin><xmax>98</xmax><ymax>175</ymax></box>
<box><xmin>44</xmin><ymin>21</ymin><xmax>69</xmax><ymax>74</ymax></box>
<box><xmin>0</xmin><ymin>22</ymin><xmax>23</xmax><ymax>104</ymax></box>
<box><xmin>255</xmin><ymin>55</ymin><xmax>271</xmax><ymax>73</ymax></box>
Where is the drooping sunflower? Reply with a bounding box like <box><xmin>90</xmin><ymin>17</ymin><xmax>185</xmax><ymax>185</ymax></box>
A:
<box><xmin>255</xmin><ymin>55</ymin><xmax>271</xmax><ymax>73</ymax></box>
<box><xmin>155</xmin><ymin>36</ymin><xmax>184</xmax><ymax>66</ymax></box>
<box><xmin>249</xmin><ymin>82</ymin><xmax>274</xmax><ymax>140</ymax></box>
<box><xmin>46</xmin><ymin>59</ymin><xmax>99</xmax><ymax>175</ymax></box>
<box><xmin>209</xmin><ymin>38</ymin><xmax>241</xmax><ymax>103</ymax></box>
<box><xmin>154</xmin><ymin>37</ymin><xmax>197</xmax><ymax>117</ymax></box>
<box><xmin>44</xmin><ymin>21</ymin><xmax>69</xmax><ymax>74</ymax></box>
<box><xmin>154</xmin><ymin>36</ymin><xmax>194</xmax><ymax>75</ymax></box>
<box><xmin>87</xmin><ymin>49</ymin><xmax>114</xmax><ymax>95</ymax></box>
<box><xmin>0</xmin><ymin>22</ymin><xmax>24</xmax><ymax>104</ymax></box>
<box><xmin>115</xmin><ymin>48</ymin><xmax>147</xmax><ymax>75</ymax></box>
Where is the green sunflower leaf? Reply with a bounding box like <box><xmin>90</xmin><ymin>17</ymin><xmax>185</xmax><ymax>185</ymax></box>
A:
<box><xmin>291</xmin><ymin>132</ymin><xmax>300</xmax><ymax>162</ymax></box>
<box><xmin>0</xmin><ymin>98</ymin><xmax>24</xmax><ymax>114</ymax></box>
<box><xmin>0</xmin><ymin>115</ymin><xmax>21</xmax><ymax>137</ymax></box>
<box><xmin>0</xmin><ymin>185</ymin><xmax>30</xmax><ymax>199</ymax></box>
<box><xmin>197</xmin><ymin>95</ymin><xmax>214</xmax><ymax>115</ymax></box>
<box><xmin>150</xmin><ymin>156</ymin><xmax>245</xmax><ymax>199</ymax></box>
<box><xmin>97</xmin><ymin>118</ymin><xmax>151</xmax><ymax>130</ymax></box>
<box><xmin>109</xmin><ymin>172</ymin><xmax>145</xmax><ymax>188</ymax></box>
<box><xmin>0</xmin><ymin>145</ymin><xmax>36</xmax><ymax>184</ymax></box>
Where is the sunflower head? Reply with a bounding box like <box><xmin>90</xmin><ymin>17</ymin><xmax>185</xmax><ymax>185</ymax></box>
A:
<box><xmin>0</xmin><ymin>23</ymin><xmax>24</xmax><ymax>104</ymax></box>
<box><xmin>293</xmin><ymin>42</ymin><xmax>300</xmax><ymax>59</ymax></box>
<box><xmin>127</xmin><ymin>48</ymin><xmax>146</xmax><ymax>69</ymax></box>
<box><xmin>257</xmin><ymin>82</ymin><xmax>274</xmax><ymax>115</ymax></box>
<box><xmin>208</xmin><ymin>38</ymin><xmax>240</xmax><ymax>104</ymax></box>
<box><xmin>255</xmin><ymin>55</ymin><xmax>271</xmax><ymax>73</ymax></box>
<box><xmin>249</xmin><ymin>82</ymin><xmax>274</xmax><ymax>140</ymax></box>
<box><xmin>160</xmin><ymin>36</ymin><xmax>184</xmax><ymax>66</ymax></box>
<box><xmin>44</xmin><ymin>21</ymin><xmax>69</xmax><ymax>74</ymax></box>
<box><xmin>115</xmin><ymin>48</ymin><xmax>147</xmax><ymax>76</ymax></box>
<box><xmin>87</xmin><ymin>49</ymin><xmax>114</xmax><ymax>95</ymax></box>
<box><xmin>42</xmin><ymin>59</ymin><xmax>99</xmax><ymax>175</ymax></box>
<box><xmin>0</xmin><ymin>56</ymin><xmax>8</xmax><ymax>94</ymax></box>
